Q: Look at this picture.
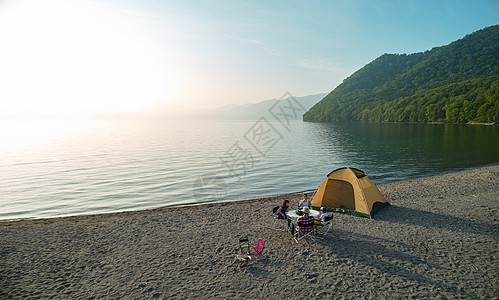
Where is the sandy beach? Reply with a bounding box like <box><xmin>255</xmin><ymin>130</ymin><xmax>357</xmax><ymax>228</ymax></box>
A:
<box><xmin>1</xmin><ymin>164</ymin><xmax>498</xmax><ymax>299</ymax></box>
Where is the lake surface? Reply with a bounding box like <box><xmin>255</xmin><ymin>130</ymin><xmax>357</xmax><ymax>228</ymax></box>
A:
<box><xmin>1</xmin><ymin>119</ymin><xmax>498</xmax><ymax>220</ymax></box>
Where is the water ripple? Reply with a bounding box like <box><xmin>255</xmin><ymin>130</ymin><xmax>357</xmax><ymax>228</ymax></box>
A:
<box><xmin>1</xmin><ymin>120</ymin><xmax>498</xmax><ymax>220</ymax></box>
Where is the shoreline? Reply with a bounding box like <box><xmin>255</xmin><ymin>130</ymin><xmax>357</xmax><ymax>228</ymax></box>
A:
<box><xmin>1</xmin><ymin>163</ymin><xmax>497</xmax><ymax>224</ymax></box>
<box><xmin>304</xmin><ymin>120</ymin><xmax>499</xmax><ymax>126</ymax></box>
<box><xmin>1</xmin><ymin>164</ymin><xmax>498</xmax><ymax>299</ymax></box>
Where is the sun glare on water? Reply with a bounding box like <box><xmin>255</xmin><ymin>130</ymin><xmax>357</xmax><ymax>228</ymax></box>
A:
<box><xmin>0</xmin><ymin>0</ymin><xmax>173</xmax><ymax>119</ymax></box>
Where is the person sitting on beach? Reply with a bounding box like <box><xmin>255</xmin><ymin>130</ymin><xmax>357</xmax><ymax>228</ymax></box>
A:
<box><xmin>295</xmin><ymin>207</ymin><xmax>314</xmax><ymax>235</ymax></box>
<box><xmin>277</xmin><ymin>200</ymin><xmax>291</xmax><ymax>227</ymax></box>
<box><xmin>314</xmin><ymin>207</ymin><xmax>329</xmax><ymax>226</ymax></box>
<box><xmin>298</xmin><ymin>193</ymin><xmax>311</xmax><ymax>208</ymax></box>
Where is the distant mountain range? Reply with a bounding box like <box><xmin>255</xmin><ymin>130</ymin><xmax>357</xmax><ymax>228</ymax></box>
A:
<box><xmin>304</xmin><ymin>25</ymin><xmax>499</xmax><ymax>123</ymax></box>
<box><xmin>194</xmin><ymin>93</ymin><xmax>327</xmax><ymax>120</ymax></box>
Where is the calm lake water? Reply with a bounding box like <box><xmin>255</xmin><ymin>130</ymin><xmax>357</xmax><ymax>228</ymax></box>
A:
<box><xmin>1</xmin><ymin>119</ymin><xmax>498</xmax><ymax>220</ymax></box>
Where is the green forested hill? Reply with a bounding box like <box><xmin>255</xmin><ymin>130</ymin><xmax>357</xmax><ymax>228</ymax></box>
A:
<box><xmin>303</xmin><ymin>25</ymin><xmax>499</xmax><ymax>123</ymax></box>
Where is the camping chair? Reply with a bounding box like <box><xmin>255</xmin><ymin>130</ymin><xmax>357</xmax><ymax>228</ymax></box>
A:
<box><xmin>293</xmin><ymin>220</ymin><xmax>315</xmax><ymax>243</ymax></box>
<box><xmin>253</xmin><ymin>240</ymin><xmax>265</xmax><ymax>256</ymax></box>
<box><xmin>235</xmin><ymin>237</ymin><xmax>252</xmax><ymax>262</ymax></box>
<box><xmin>239</xmin><ymin>237</ymin><xmax>250</xmax><ymax>255</ymax></box>
<box><xmin>315</xmin><ymin>215</ymin><xmax>334</xmax><ymax>239</ymax></box>
<box><xmin>272</xmin><ymin>206</ymin><xmax>288</xmax><ymax>231</ymax></box>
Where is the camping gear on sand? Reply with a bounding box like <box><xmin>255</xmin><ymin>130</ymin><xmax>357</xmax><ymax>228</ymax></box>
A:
<box><xmin>311</xmin><ymin>167</ymin><xmax>389</xmax><ymax>218</ymax></box>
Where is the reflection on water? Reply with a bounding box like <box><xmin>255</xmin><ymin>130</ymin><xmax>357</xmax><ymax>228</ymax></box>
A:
<box><xmin>0</xmin><ymin>119</ymin><xmax>497</xmax><ymax>220</ymax></box>
<box><xmin>305</xmin><ymin>122</ymin><xmax>499</xmax><ymax>182</ymax></box>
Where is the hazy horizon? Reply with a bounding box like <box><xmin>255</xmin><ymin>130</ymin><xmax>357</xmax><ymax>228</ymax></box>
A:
<box><xmin>0</xmin><ymin>0</ymin><xmax>497</xmax><ymax>120</ymax></box>
<box><xmin>0</xmin><ymin>91</ymin><xmax>328</xmax><ymax>120</ymax></box>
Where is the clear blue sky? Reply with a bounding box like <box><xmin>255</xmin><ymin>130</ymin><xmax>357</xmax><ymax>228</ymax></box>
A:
<box><xmin>0</xmin><ymin>0</ymin><xmax>497</xmax><ymax>117</ymax></box>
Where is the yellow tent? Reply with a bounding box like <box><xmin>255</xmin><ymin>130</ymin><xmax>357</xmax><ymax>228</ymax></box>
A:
<box><xmin>311</xmin><ymin>167</ymin><xmax>389</xmax><ymax>218</ymax></box>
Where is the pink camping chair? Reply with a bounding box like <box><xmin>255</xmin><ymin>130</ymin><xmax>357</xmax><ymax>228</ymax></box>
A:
<box><xmin>253</xmin><ymin>240</ymin><xmax>265</xmax><ymax>256</ymax></box>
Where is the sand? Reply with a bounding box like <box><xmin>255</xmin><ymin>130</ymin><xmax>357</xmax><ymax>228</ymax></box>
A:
<box><xmin>1</xmin><ymin>164</ymin><xmax>498</xmax><ymax>299</ymax></box>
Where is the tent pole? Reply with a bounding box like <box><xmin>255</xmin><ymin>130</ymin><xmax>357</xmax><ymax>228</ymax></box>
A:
<box><xmin>311</xmin><ymin>186</ymin><xmax>319</xmax><ymax>200</ymax></box>
<box><xmin>354</xmin><ymin>175</ymin><xmax>372</xmax><ymax>220</ymax></box>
